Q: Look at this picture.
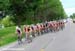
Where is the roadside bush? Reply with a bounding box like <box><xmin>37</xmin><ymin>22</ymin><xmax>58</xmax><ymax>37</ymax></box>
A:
<box><xmin>1</xmin><ymin>15</ymin><xmax>15</xmax><ymax>27</ymax></box>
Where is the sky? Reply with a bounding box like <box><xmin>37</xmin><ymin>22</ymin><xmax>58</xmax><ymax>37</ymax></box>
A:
<box><xmin>60</xmin><ymin>0</ymin><xmax>75</xmax><ymax>16</ymax></box>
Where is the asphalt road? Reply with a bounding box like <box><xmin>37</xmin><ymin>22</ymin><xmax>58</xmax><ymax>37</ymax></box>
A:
<box><xmin>0</xmin><ymin>21</ymin><xmax>75</xmax><ymax>51</ymax></box>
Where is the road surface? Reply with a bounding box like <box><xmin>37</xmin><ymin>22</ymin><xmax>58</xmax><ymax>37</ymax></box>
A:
<box><xmin>0</xmin><ymin>22</ymin><xmax>75</xmax><ymax>51</ymax></box>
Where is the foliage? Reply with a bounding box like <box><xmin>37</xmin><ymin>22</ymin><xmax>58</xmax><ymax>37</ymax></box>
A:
<box><xmin>0</xmin><ymin>0</ymin><xmax>67</xmax><ymax>25</ymax></box>
<box><xmin>1</xmin><ymin>15</ymin><xmax>15</xmax><ymax>27</ymax></box>
<box><xmin>70</xmin><ymin>13</ymin><xmax>75</xmax><ymax>19</ymax></box>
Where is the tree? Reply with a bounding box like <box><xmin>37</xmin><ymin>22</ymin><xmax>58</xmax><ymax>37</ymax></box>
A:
<box><xmin>0</xmin><ymin>0</ymin><xmax>9</xmax><ymax>19</ymax></box>
<box><xmin>33</xmin><ymin>0</ymin><xmax>67</xmax><ymax>21</ymax></box>
<box><xmin>0</xmin><ymin>0</ymin><xmax>67</xmax><ymax>26</ymax></box>
<box><xmin>70</xmin><ymin>13</ymin><xmax>75</xmax><ymax>19</ymax></box>
<box><xmin>8</xmin><ymin>0</ymin><xmax>42</xmax><ymax>26</ymax></box>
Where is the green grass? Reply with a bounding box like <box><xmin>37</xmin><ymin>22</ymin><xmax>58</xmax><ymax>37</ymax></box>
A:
<box><xmin>0</xmin><ymin>26</ymin><xmax>16</xmax><ymax>36</ymax></box>
<box><xmin>0</xmin><ymin>26</ymin><xmax>24</xmax><ymax>47</ymax></box>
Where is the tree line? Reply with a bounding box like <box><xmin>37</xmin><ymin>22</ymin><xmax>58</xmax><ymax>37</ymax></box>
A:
<box><xmin>0</xmin><ymin>0</ymin><xmax>67</xmax><ymax>27</ymax></box>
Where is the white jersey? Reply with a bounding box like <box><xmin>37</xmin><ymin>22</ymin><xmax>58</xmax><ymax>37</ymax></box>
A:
<box><xmin>16</xmin><ymin>26</ymin><xmax>21</xmax><ymax>34</ymax></box>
